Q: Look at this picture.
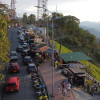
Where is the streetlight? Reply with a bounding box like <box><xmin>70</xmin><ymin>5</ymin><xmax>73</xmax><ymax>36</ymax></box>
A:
<box><xmin>34</xmin><ymin>6</ymin><xmax>55</xmax><ymax>97</ymax></box>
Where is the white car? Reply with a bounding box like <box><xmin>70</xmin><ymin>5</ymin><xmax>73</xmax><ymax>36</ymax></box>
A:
<box><xmin>18</xmin><ymin>35</ymin><xmax>24</xmax><ymax>40</ymax></box>
<box><xmin>22</xmin><ymin>43</ymin><xmax>29</xmax><ymax>48</ymax></box>
<box><xmin>10</xmin><ymin>51</ymin><xmax>18</xmax><ymax>60</ymax></box>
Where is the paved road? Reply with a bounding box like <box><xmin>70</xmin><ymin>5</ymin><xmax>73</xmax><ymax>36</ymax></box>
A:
<box><xmin>2</xmin><ymin>27</ymin><xmax>36</xmax><ymax>100</ymax></box>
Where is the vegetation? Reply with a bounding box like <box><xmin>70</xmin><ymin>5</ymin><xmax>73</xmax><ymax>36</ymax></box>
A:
<box><xmin>48</xmin><ymin>12</ymin><xmax>100</xmax><ymax>66</ymax></box>
<box><xmin>52</xmin><ymin>13</ymin><xmax>96</xmax><ymax>52</ymax></box>
<box><xmin>0</xmin><ymin>14</ymin><xmax>10</xmax><ymax>79</ymax></box>
<box><xmin>54</xmin><ymin>41</ymin><xmax>100</xmax><ymax>81</ymax></box>
<box><xmin>22</xmin><ymin>13</ymin><xmax>36</xmax><ymax>25</ymax></box>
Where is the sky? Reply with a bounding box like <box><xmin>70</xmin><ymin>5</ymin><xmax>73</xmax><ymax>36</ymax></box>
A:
<box><xmin>2</xmin><ymin>0</ymin><xmax>100</xmax><ymax>22</ymax></box>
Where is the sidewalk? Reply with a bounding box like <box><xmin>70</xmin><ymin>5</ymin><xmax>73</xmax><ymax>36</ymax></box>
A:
<box><xmin>39</xmin><ymin>59</ymin><xmax>75</xmax><ymax>100</ymax></box>
<box><xmin>72</xmin><ymin>87</ymin><xmax>98</xmax><ymax>100</ymax></box>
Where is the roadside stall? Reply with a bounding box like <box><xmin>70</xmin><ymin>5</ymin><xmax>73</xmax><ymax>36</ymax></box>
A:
<box><xmin>61</xmin><ymin>52</ymin><xmax>92</xmax><ymax>87</ymax></box>
<box><xmin>34</xmin><ymin>46</ymin><xmax>50</xmax><ymax>64</ymax></box>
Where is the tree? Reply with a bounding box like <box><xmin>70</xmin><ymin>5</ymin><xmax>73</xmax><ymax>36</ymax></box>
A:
<box><xmin>0</xmin><ymin>14</ymin><xmax>10</xmax><ymax>76</ymax></box>
<box><xmin>27</xmin><ymin>14</ymin><xmax>36</xmax><ymax>24</ymax></box>
<box><xmin>51</xmin><ymin>12</ymin><xmax>63</xmax><ymax>20</ymax></box>
<box><xmin>22</xmin><ymin>13</ymin><xmax>27</xmax><ymax>24</ymax></box>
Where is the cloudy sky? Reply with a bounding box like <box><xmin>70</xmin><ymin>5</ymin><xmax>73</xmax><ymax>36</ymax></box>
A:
<box><xmin>2</xmin><ymin>0</ymin><xmax>100</xmax><ymax>22</ymax></box>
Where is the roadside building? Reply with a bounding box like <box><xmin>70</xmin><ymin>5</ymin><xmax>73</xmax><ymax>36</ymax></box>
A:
<box><xmin>60</xmin><ymin>52</ymin><xmax>92</xmax><ymax>87</ymax></box>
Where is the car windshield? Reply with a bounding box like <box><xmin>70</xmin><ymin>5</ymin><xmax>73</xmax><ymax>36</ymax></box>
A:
<box><xmin>29</xmin><ymin>66</ymin><xmax>35</xmax><ymax>69</ymax></box>
<box><xmin>11</xmin><ymin>54</ymin><xmax>17</xmax><ymax>56</ymax></box>
<box><xmin>25</xmin><ymin>58</ymin><xmax>31</xmax><ymax>62</ymax></box>
<box><xmin>11</xmin><ymin>66</ymin><xmax>17</xmax><ymax>68</ymax></box>
<box><xmin>7</xmin><ymin>83</ymin><xmax>17</xmax><ymax>86</ymax></box>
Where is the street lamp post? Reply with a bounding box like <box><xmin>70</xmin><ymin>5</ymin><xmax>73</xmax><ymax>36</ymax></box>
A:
<box><xmin>51</xmin><ymin>19</ymin><xmax>54</xmax><ymax>97</ymax></box>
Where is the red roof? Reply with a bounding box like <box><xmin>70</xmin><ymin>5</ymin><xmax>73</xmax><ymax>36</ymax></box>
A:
<box><xmin>34</xmin><ymin>46</ymin><xmax>50</xmax><ymax>53</ymax></box>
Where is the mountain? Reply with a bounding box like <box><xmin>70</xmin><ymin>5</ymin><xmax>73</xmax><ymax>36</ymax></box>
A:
<box><xmin>79</xmin><ymin>21</ymin><xmax>100</xmax><ymax>38</ymax></box>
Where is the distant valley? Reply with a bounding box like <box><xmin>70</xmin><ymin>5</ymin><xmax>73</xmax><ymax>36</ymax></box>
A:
<box><xmin>79</xmin><ymin>21</ymin><xmax>100</xmax><ymax>39</ymax></box>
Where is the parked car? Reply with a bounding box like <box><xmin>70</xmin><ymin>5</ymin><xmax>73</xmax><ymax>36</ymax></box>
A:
<box><xmin>6</xmin><ymin>77</ymin><xmax>20</xmax><ymax>92</ymax></box>
<box><xmin>27</xmin><ymin>63</ymin><xmax>37</xmax><ymax>73</ymax></box>
<box><xmin>18</xmin><ymin>35</ymin><xmax>24</xmax><ymax>41</ymax></box>
<box><xmin>16</xmin><ymin>45</ymin><xmax>23</xmax><ymax>52</ymax></box>
<box><xmin>10</xmin><ymin>51</ymin><xmax>18</xmax><ymax>60</ymax></box>
<box><xmin>9</xmin><ymin>63</ymin><xmax>20</xmax><ymax>73</ymax></box>
<box><xmin>21</xmin><ymin>49</ymin><xmax>30</xmax><ymax>57</ymax></box>
<box><xmin>23</xmin><ymin>56</ymin><xmax>32</xmax><ymax>65</ymax></box>
<box><xmin>21</xmin><ymin>40</ymin><xmax>27</xmax><ymax>44</ymax></box>
<box><xmin>22</xmin><ymin>43</ymin><xmax>29</xmax><ymax>48</ymax></box>
<box><xmin>28</xmin><ymin>39</ymin><xmax>34</xmax><ymax>45</ymax></box>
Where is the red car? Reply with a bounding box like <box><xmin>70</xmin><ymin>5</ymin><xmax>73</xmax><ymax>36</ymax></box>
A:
<box><xmin>9</xmin><ymin>63</ymin><xmax>20</xmax><ymax>73</ymax></box>
<box><xmin>6</xmin><ymin>77</ymin><xmax>20</xmax><ymax>92</ymax></box>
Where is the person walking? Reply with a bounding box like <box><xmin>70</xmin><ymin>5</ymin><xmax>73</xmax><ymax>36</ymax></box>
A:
<box><xmin>66</xmin><ymin>82</ymin><xmax>71</xmax><ymax>97</ymax></box>
<box><xmin>61</xmin><ymin>81</ymin><xmax>65</xmax><ymax>93</ymax></box>
<box><xmin>57</xmin><ymin>85</ymin><xmax>61</xmax><ymax>94</ymax></box>
<box><xmin>62</xmin><ymin>88</ymin><xmax>66</xmax><ymax>98</ymax></box>
<box><xmin>70</xmin><ymin>77</ymin><xmax>73</xmax><ymax>88</ymax></box>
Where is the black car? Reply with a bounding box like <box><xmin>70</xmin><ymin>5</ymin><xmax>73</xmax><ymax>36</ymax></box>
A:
<box><xmin>27</xmin><ymin>63</ymin><xmax>37</xmax><ymax>73</ymax></box>
<box><xmin>23</xmin><ymin>56</ymin><xmax>32</xmax><ymax>65</ymax></box>
<box><xmin>21</xmin><ymin>49</ymin><xmax>30</xmax><ymax>57</ymax></box>
<box><xmin>16</xmin><ymin>45</ymin><xmax>23</xmax><ymax>52</ymax></box>
<box><xmin>28</xmin><ymin>39</ymin><xmax>34</xmax><ymax>45</ymax></box>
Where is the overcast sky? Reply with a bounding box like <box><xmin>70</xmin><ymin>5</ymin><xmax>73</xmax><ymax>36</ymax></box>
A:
<box><xmin>2</xmin><ymin>0</ymin><xmax>100</xmax><ymax>22</ymax></box>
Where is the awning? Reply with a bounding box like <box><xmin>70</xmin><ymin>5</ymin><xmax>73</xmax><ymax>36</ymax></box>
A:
<box><xmin>69</xmin><ymin>67</ymin><xmax>85</xmax><ymax>74</ymax></box>
<box><xmin>61</xmin><ymin>52</ymin><xmax>92</xmax><ymax>62</ymax></box>
<box><xmin>45</xmin><ymin>48</ymin><xmax>58</xmax><ymax>54</ymax></box>
<box><xmin>34</xmin><ymin>46</ymin><xmax>50</xmax><ymax>53</ymax></box>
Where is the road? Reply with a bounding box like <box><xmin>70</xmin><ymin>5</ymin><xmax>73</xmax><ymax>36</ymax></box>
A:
<box><xmin>2</xmin><ymin>27</ymin><xmax>37</xmax><ymax>100</ymax></box>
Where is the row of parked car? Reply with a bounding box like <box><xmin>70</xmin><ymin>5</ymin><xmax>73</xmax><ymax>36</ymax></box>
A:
<box><xmin>6</xmin><ymin>27</ymin><xmax>37</xmax><ymax>92</ymax></box>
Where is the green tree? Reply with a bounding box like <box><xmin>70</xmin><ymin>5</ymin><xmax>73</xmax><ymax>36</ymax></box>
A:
<box><xmin>0</xmin><ymin>15</ymin><xmax>10</xmax><ymax>78</ymax></box>
<box><xmin>27</xmin><ymin>14</ymin><xmax>36</xmax><ymax>24</ymax></box>
<box><xmin>22</xmin><ymin>13</ymin><xmax>27</xmax><ymax>24</ymax></box>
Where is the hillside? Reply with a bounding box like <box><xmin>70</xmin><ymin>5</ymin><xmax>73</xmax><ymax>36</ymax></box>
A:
<box><xmin>80</xmin><ymin>21</ymin><xmax>100</xmax><ymax>38</ymax></box>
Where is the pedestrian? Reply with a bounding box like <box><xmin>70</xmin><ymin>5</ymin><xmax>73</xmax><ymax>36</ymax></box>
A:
<box><xmin>62</xmin><ymin>88</ymin><xmax>66</xmax><ymax>98</ymax></box>
<box><xmin>66</xmin><ymin>82</ymin><xmax>71</xmax><ymax>97</ymax></box>
<box><xmin>70</xmin><ymin>77</ymin><xmax>73</xmax><ymax>88</ymax></box>
<box><xmin>61</xmin><ymin>81</ymin><xmax>65</xmax><ymax>93</ymax></box>
<box><xmin>58</xmin><ymin>85</ymin><xmax>61</xmax><ymax>94</ymax></box>
<box><xmin>61</xmin><ymin>81</ymin><xmax>65</xmax><ymax>88</ymax></box>
<box><xmin>66</xmin><ymin>77</ymin><xmax>68</xmax><ymax>85</ymax></box>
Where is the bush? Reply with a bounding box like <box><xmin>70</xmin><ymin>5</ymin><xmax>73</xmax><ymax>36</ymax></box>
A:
<box><xmin>0</xmin><ymin>74</ymin><xmax>4</xmax><ymax>80</ymax></box>
<box><xmin>86</xmin><ymin>80</ymin><xmax>93</xmax><ymax>86</ymax></box>
<box><xmin>95</xmin><ymin>51</ymin><xmax>100</xmax><ymax>61</ymax></box>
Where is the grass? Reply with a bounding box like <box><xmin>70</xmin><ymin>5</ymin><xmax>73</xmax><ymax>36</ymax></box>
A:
<box><xmin>54</xmin><ymin>41</ymin><xmax>100</xmax><ymax>81</ymax></box>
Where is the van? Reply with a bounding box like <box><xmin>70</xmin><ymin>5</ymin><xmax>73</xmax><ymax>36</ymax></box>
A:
<box><xmin>6</xmin><ymin>77</ymin><xmax>20</xmax><ymax>92</ymax></box>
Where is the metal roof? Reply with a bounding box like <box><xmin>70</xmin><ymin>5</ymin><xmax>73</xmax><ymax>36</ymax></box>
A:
<box><xmin>61</xmin><ymin>52</ymin><xmax>92</xmax><ymax>62</ymax></box>
<box><xmin>34</xmin><ymin>46</ymin><xmax>50</xmax><ymax>53</ymax></box>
